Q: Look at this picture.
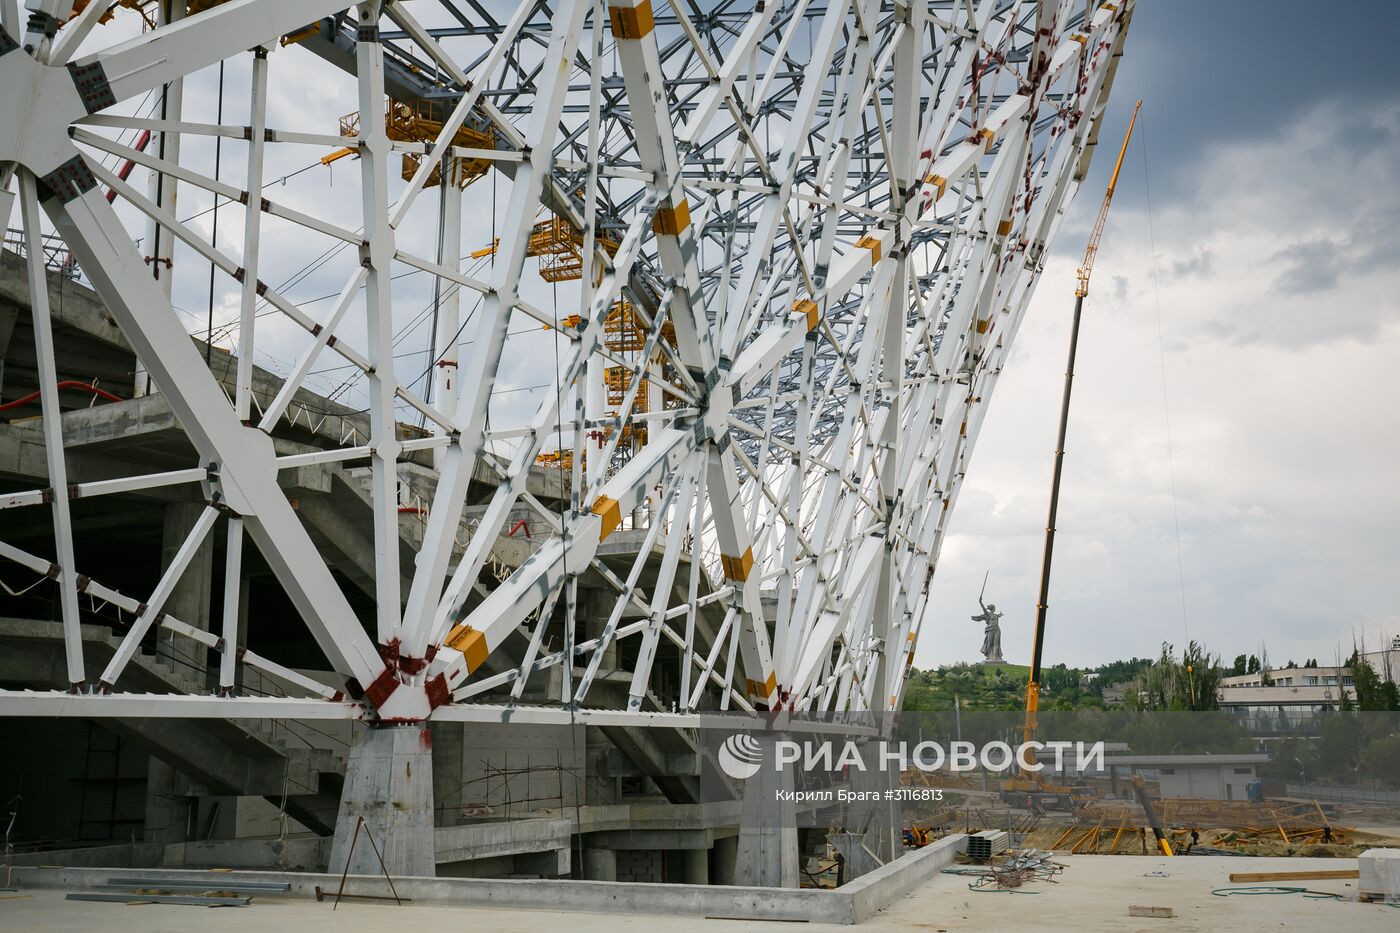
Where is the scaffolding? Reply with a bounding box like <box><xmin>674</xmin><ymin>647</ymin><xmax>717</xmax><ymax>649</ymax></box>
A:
<box><xmin>338</xmin><ymin>98</ymin><xmax>495</xmax><ymax>189</ymax></box>
<box><xmin>475</xmin><ymin>215</ymin><xmax>620</xmax><ymax>282</ymax></box>
<box><xmin>68</xmin><ymin>0</ymin><xmax>242</xmax><ymax>32</ymax></box>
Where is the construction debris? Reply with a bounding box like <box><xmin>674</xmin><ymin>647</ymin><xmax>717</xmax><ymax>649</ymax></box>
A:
<box><xmin>59</xmin><ymin>875</ymin><xmax>291</xmax><ymax>908</ymax></box>
<box><xmin>950</xmin><ymin>848</ymin><xmax>1066</xmax><ymax>893</ymax></box>
<box><xmin>66</xmin><ymin>892</ymin><xmax>250</xmax><ymax>907</ymax></box>
<box><xmin>1020</xmin><ymin>796</ymin><xmax>1376</xmax><ymax>857</ymax></box>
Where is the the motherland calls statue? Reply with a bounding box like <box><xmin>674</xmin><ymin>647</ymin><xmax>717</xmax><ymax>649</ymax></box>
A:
<box><xmin>971</xmin><ymin>597</ymin><xmax>1004</xmax><ymax>663</ymax></box>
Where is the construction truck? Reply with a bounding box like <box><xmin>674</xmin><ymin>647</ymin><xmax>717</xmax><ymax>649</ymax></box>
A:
<box><xmin>999</xmin><ymin>775</ymin><xmax>1094</xmax><ymax>812</ymax></box>
<box><xmin>1001</xmin><ymin>101</ymin><xmax>1143</xmax><ymax>816</ymax></box>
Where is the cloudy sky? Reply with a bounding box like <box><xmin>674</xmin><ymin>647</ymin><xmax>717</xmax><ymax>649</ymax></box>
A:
<box><xmin>919</xmin><ymin>0</ymin><xmax>1400</xmax><ymax>670</ymax></box>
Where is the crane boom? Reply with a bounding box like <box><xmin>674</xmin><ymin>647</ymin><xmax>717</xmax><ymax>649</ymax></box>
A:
<box><xmin>1019</xmin><ymin>100</ymin><xmax>1142</xmax><ymax>781</ymax></box>
<box><xmin>1076</xmin><ymin>100</ymin><xmax>1142</xmax><ymax>298</ymax></box>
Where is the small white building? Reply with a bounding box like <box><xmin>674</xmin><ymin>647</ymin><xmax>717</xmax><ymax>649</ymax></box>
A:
<box><xmin>1103</xmin><ymin>754</ymin><xmax>1272</xmax><ymax>802</ymax></box>
<box><xmin>1219</xmin><ymin>665</ymin><xmax>1354</xmax><ymax>690</ymax></box>
<box><xmin>1217</xmin><ymin>666</ymin><xmax>1358</xmax><ymax>732</ymax></box>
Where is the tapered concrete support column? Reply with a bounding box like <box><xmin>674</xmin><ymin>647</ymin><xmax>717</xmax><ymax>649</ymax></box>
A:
<box><xmin>878</xmin><ymin>760</ymin><xmax>902</xmax><ymax>863</ymax></box>
<box><xmin>329</xmin><ymin>724</ymin><xmax>436</xmax><ymax>878</ymax></box>
<box><xmin>733</xmin><ymin>733</ymin><xmax>799</xmax><ymax>888</ymax></box>
<box><xmin>851</xmin><ymin>755</ymin><xmax>901</xmax><ymax>865</ymax></box>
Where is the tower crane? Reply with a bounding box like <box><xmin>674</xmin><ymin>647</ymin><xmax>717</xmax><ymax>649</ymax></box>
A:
<box><xmin>1000</xmin><ymin>101</ymin><xmax>1147</xmax><ymax>819</ymax></box>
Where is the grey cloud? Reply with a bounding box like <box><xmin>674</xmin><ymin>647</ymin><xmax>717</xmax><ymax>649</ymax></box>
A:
<box><xmin>1270</xmin><ymin>239</ymin><xmax>1341</xmax><ymax>295</ymax></box>
<box><xmin>1110</xmin><ymin>274</ymin><xmax>1129</xmax><ymax>304</ymax></box>
<box><xmin>1170</xmin><ymin>249</ymin><xmax>1213</xmax><ymax>279</ymax></box>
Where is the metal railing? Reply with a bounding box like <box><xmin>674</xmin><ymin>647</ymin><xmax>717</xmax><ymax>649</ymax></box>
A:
<box><xmin>3</xmin><ymin>227</ymin><xmax>83</xmax><ymax>282</ymax></box>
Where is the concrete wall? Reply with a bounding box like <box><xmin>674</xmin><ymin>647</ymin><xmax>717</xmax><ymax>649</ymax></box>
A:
<box><xmin>615</xmin><ymin>849</ymin><xmax>664</xmax><ymax>883</ymax></box>
<box><xmin>0</xmin><ymin>719</ymin><xmax>147</xmax><ymax>845</ymax></box>
<box><xmin>449</xmin><ymin>721</ymin><xmax>588</xmax><ymax>819</ymax></box>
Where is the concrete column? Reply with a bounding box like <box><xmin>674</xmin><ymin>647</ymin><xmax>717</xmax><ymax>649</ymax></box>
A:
<box><xmin>431</xmin><ymin>720</ymin><xmax>463</xmax><ymax>828</ymax></box>
<box><xmin>582</xmin><ymin>846</ymin><xmax>616</xmax><ymax>881</ymax></box>
<box><xmin>143</xmin><ymin>757</ymin><xmax>188</xmax><ymax>845</ymax></box>
<box><xmin>711</xmin><ymin>834</ymin><xmax>737</xmax><ymax>885</ymax></box>
<box><xmin>329</xmin><ymin>724</ymin><xmax>436</xmax><ymax>878</ymax></box>
<box><xmin>581</xmin><ymin>588</ymin><xmax>617</xmax><ymax>670</ymax></box>
<box><xmin>158</xmin><ymin>502</ymin><xmax>214</xmax><ymax>674</ymax></box>
<box><xmin>681</xmin><ymin>846</ymin><xmax>709</xmax><ymax>884</ymax></box>
<box><xmin>733</xmin><ymin>733</ymin><xmax>799</xmax><ymax>888</ymax></box>
<box><xmin>876</xmin><ymin>757</ymin><xmax>901</xmax><ymax>864</ymax></box>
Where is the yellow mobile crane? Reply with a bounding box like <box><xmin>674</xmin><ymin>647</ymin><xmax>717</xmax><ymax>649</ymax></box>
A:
<box><xmin>1000</xmin><ymin>101</ymin><xmax>1148</xmax><ymax>822</ymax></box>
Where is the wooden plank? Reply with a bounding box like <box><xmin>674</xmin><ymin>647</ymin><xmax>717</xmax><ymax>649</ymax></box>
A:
<box><xmin>1227</xmin><ymin>869</ymin><xmax>1359</xmax><ymax>883</ymax></box>
<box><xmin>1128</xmin><ymin>906</ymin><xmax>1175</xmax><ymax>918</ymax></box>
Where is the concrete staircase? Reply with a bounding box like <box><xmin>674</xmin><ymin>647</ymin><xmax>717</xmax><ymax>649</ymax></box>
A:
<box><xmin>0</xmin><ymin>617</ymin><xmax>349</xmax><ymax>834</ymax></box>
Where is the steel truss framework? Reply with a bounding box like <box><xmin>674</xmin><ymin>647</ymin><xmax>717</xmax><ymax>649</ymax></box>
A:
<box><xmin>0</xmin><ymin>0</ymin><xmax>1132</xmax><ymax>726</ymax></box>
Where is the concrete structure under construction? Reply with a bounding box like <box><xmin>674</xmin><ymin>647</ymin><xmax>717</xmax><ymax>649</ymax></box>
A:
<box><xmin>0</xmin><ymin>0</ymin><xmax>1136</xmax><ymax>895</ymax></box>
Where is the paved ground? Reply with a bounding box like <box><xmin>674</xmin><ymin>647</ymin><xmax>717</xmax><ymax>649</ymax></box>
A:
<box><xmin>2</xmin><ymin>856</ymin><xmax>1395</xmax><ymax>931</ymax></box>
<box><xmin>873</xmin><ymin>855</ymin><xmax>1397</xmax><ymax>932</ymax></box>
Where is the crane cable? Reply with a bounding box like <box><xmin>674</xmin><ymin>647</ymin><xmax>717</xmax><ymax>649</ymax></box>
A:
<box><xmin>1139</xmin><ymin>111</ymin><xmax>1194</xmax><ymax>703</ymax></box>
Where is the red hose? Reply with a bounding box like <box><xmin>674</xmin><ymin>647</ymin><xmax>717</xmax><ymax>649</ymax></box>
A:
<box><xmin>0</xmin><ymin>381</ymin><xmax>123</xmax><ymax>413</ymax></box>
<box><xmin>508</xmin><ymin>519</ymin><xmax>531</xmax><ymax>539</ymax></box>
<box><xmin>106</xmin><ymin>129</ymin><xmax>152</xmax><ymax>204</ymax></box>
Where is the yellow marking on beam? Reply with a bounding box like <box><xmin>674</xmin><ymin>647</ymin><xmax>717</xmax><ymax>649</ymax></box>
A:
<box><xmin>445</xmin><ymin>623</ymin><xmax>489</xmax><ymax>673</ymax></box>
<box><xmin>746</xmin><ymin>672</ymin><xmax>778</xmax><ymax>698</ymax></box>
<box><xmin>592</xmin><ymin>496</ymin><xmax>622</xmax><ymax>541</ymax></box>
<box><xmin>856</xmin><ymin>234</ymin><xmax>882</xmax><ymax>265</ymax></box>
<box><xmin>652</xmin><ymin>198</ymin><xmax>691</xmax><ymax>236</ymax></box>
<box><xmin>720</xmin><ymin>547</ymin><xmax>753</xmax><ymax>582</ymax></box>
<box><xmin>792</xmin><ymin>298</ymin><xmax>820</xmax><ymax>332</ymax></box>
<box><xmin>608</xmin><ymin>0</ymin><xmax>654</xmax><ymax>40</ymax></box>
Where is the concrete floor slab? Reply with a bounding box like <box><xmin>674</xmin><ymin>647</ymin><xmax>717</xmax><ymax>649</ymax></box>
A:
<box><xmin>4</xmin><ymin>855</ymin><xmax>1397</xmax><ymax>931</ymax></box>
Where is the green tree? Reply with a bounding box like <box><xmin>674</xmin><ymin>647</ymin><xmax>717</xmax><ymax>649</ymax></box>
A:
<box><xmin>1246</xmin><ymin>655</ymin><xmax>1260</xmax><ymax>674</ymax></box>
<box><xmin>1361</xmin><ymin>735</ymin><xmax>1400</xmax><ymax>789</ymax></box>
<box><xmin>1351</xmin><ymin>655</ymin><xmax>1389</xmax><ymax>710</ymax></box>
<box><xmin>1130</xmin><ymin>641</ymin><xmax>1222</xmax><ymax>711</ymax></box>
<box><xmin>1231</xmin><ymin>654</ymin><xmax>1248</xmax><ymax>676</ymax></box>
